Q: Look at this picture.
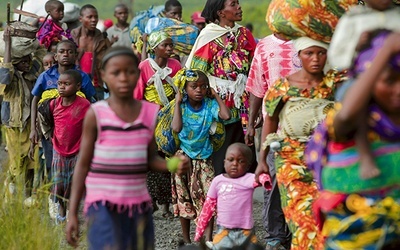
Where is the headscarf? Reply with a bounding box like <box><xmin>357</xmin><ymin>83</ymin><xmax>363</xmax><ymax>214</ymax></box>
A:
<box><xmin>352</xmin><ymin>30</ymin><xmax>400</xmax><ymax>76</ymax></box>
<box><xmin>173</xmin><ymin>68</ymin><xmax>207</xmax><ymax>93</ymax></box>
<box><xmin>293</xmin><ymin>37</ymin><xmax>329</xmax><ymax>52</ymax></box>
<box><xmin>148</xmin><ymin>31</ymin><xmax>170</xmax><ymax>51</ymax></box>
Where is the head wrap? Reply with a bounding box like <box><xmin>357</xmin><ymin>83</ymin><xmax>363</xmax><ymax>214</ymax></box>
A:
<box><xmin>352</xmin><ymin>30</ymin><xmax>400</xmax><ymax>76</ymax></box>
<box><xmin>293</xmin><ymin>37</ymin><xmax>329</xmax><ymax>52</ymax></box>
<box><xmin>173</xmin><ymin>68</ymin><xmax>207</xmax><ymax>93</ymax></box>
<box><xmin>148</xmin><ymin>31</ymin><xmax>170</xmax><ymax>50</ymax></box>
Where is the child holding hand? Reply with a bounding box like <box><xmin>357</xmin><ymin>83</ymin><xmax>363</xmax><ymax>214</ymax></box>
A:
<box><xmin>66</xmin><ymin>47</ymin><xmax>189</xmax><ymax>249</ymax></box>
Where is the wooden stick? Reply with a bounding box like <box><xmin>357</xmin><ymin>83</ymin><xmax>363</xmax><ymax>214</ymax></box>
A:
<box><xmin>18</xmin><ymin>0</ymin><xmax>24</xmax><ymax>21</ymax></box>
<box><xmin>7</xmin><ymin>2</ymin><xmax>10</xmax><ymax>24</ymax></box>
<box><xmin>13</xmin><ymin>8</ymin><xmax>39</xmax><ymax>19</ymax></box>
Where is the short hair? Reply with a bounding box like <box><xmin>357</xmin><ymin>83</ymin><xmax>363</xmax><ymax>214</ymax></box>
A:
<box><xmin>56</xmin><ymin>40</ymin><xmax>77</xmax><ymax>53</ymax></box>
<box><xmin>201</xmin><ymin>0</ymin><xmax>226</xmax><ymax>23</ymax></box>
<box><xmin>61</xmin><ymin>69</ymin><xmax>82</xmax><ymax>85</ymax></box>
<box><xmin>101</xmin><ymin>46</ymin><xmax>139</xmax><ymax>69</ymax></box>
<box><xmin>114</xmin><ymin>3</ymin><xmax>128</xmax><ymax>12</ymax></box>
<box><xmin>226</xmin><ymin>143</ymin><xmax>253</xmax><ymax>165</ymax></box>
<box><xmin>165</xmin><ymin>0</ymin><xmax>182</xmax><ymax>11</ymax></box>
<box><xmin>45</xmin><ymin>0</ymin><xmax>64</xmax><ymax>13</ymax></box>
<box><xmin>80</xmin><ymin>4</ymin><xmax>97</xmax><ymax>16</ymax></box>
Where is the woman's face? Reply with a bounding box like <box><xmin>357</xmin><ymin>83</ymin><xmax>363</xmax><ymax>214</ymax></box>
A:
<box><xmin>154</xmin><ymin>38</ymin><xmax>174</xmax><ymax>59</ymax></box>
<box><xmin>298</xmin><ymin>46</ymin><xmax>327</xmax><ymax>74</ymax></box>
<box><xmin>219</xmin><ymin>0</ymin><xmax>242</xmax><ymax>23</ymax></box>
<box><xmin>373</xmin><ymin>67</ymin><xmax>400</xmax><ymax>118</ymax></box>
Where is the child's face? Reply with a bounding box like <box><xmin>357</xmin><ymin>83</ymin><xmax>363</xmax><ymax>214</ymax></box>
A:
<box><xmin>101</xmin><ymin>55</ymin><xmax>140</xmax><ymax>98</ymax></box>
<box><xmin>80</xmin><ymin>8</ymin><xmax>98</xmax><ymax>31</ymax></box>
<box><xmin>57</xmin><ymin>74</ymin><xmax>80</xmax><ymax>97</ymax></box>
<box><xmin>43</xmin><ymin>54</ymin><xmax>55</xmax><ymax>70</ymax></box>
<box><xmin>55</xmin><ymin>43</ymin><xmax>76</xmax><ymax>66</ymax></box>
<box><xmin>154</xmin><ymin>38</ymin><xmax>174</xmax><ymax>59</ymax></box>
<box><xmin>185</xmin><ymin>76</ymin><xmax>209</xmax><ymax>103</ymax></box>
<box><xmin>165</xmin><ymin>6</ymin><xmax>182</xmax><ymax>21</ymax></box>
<box><xmin>15</xmin><ymin>55</ymin><xmax>32</xmax><ymax>73</ymax></box>
<box><xmin>224</xmin><ymin>146</ymin><xmax>248</xmax><ymax>178</ymax></box>
<box><xmin>114</xmin><ymin>7</ymin><xmax>129</xmax><ymax>24</ymax></box>
<box><xmin>49</xmin><ymin>4</ymin><xmax>64</xmax><ymax>22</ymax></box>
<box><xmin>365</xmin><ymin>0</ymin><xmax>393</xmax><ymax>11</ymax></box>
<box><xmin>373</xmin><ymin>67</ymin><xmax>400</xmax><ymax>118</ymax></box>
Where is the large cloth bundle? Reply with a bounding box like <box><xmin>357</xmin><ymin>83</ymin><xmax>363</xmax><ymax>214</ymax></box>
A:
<box><xmin>0</xmin><ymin>22</ymin><xmax>39</xmax><ymax>58</ymax></box>
<box><xmin>129</xmin><ymin>5</ymin><xmax>164</xmax><ymax>43</ymax></box>
<box><xmin>152</xmin><ymin>18</ymin><xmax>199</xmax><ymax>56</ymax></box>
<box><xmin>266</xmin><ymin>0</ymin><xmax>358</xmax><ymax>43</ymax></box>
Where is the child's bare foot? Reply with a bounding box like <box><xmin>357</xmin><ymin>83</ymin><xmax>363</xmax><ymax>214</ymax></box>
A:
<box><xmin>359</xmin><ymin>159</ymin><xmax>381</xmax><ymax>179</ymax></box>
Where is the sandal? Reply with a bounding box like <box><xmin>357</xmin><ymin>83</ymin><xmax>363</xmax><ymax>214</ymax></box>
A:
<box><xmin>162</xmin><ymin>211</ymin><xmax>174</xmax><ymax>219</ymax></box>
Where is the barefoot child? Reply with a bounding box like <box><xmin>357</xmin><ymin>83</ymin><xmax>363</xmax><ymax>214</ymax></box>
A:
<box><xmin>195</xmin><ymin>143</ymin><xmax>271</xmax><ymax>249</ymax></box>
<box><xmin>171</xmin><ymin>69</ymin><xmax>231</xmax><ymax>243</ymax></box>
<box><xmin>50</xmin><ymin>69</ymin><xmax>90</xmax><ymax>223</ymax></box>
<box><xmin>37</xmin><ymin>0</ymin><xmax>74</xmax><ymax>50</ymax></box>
<box><xmin>135</xmin><ymin>31</ymin><xmax>182</xmax><ymax>219</ymax></box>
<box><xmin>65</xmin><ymin>47</ymin><xmax>189</xmax><ymax>249</ymax></box>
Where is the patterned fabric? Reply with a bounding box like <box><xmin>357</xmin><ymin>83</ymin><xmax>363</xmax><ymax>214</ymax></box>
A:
<box><xmin>263</xmin><ymin>71</ymin><xmax>341</xmax><ymax>250</ymax></box>
<box><xmin>84</xmin><ymin>100</ymin><xmax>159</xmax><ymax>214</ymax></box>
<box><xmin>245</xmin><ymin>35</ymin><xmax>301</xmax><ymax>99</ymax></box>
<box><xmin>36</xmin><ymin>19</ymin><xmax>73</xmax><ymax>49</ymax></box>
<box><xmin>51</xmin><ymin>150</ymin><xmax>77</xmax><ymax>203</ymax></box>
<box><xmin>129</xmin><ymin>5</ymin><xmax>164</xmax><ymax>43</ymax></box>
<box><xmin>134</xmin><ymin>58</ymin><xmax>181</xmax><ymax>105</ymax></box>
<box><xmin>307</xmin><ymin>101</ymin><xmax>400</xmax><ymax>249</ymax></box>
<box><xmin>179</xmin><ymin>98</ymin><xmax>220</xmax><ymax>159</ymax></box>
<box><xmin>212</xmin><ymin>226</ymin><xmax>257</xmax><ymax>249</ymax></box>
<box><xmin>155</xmin><ymin>99</ymin><xmax>180</xmax><ymax>156</ymax></box>
<box><xmin>195</xmin><ymin>196</ymin><xmax>217</xmax><ymax>241</ymax></box>
<box><xmin>188</xmin><ymin>25</ymin><xmax>256</xmax><ymax>127</ymax></box>
<box><xmin>171</xmin><ymin>154</ymin><xmax>214</xmax><ymax>220</ymax></box>
<box><xmin>266</xmin><ymin>0</ymin><xmax>357</xmax><ymax>43</ymax></box>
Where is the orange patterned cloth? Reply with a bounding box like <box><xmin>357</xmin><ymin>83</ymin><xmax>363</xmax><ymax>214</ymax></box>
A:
<box><xmin>266</xmin><ymin>0</ymin><xmax>358</xmax><ymax>43</ymax></box>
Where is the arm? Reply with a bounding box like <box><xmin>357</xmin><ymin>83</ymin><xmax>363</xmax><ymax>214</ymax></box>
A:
<box><xmin>147</xmin><ymin>136</ymin><xmax>189</xmax><ymax>175</ymax></box>
<box><xmin>254</xmin><ymin>101</ymin><xmax>282</xmax><ymax>182</ymax></box>
<box><xmin>210</xmin><ymin>88</ymin><xmax>231</xmax><ymax>120</ymax></box>
<box><xmin>171</xmin><ymin>91</ymin><xmax>183</xmax><ymax>133</ymax></box>
<box><xmin>334</xmin><ymin>32</ymin><xmax>400</xmax><ymax>138</ymax></box>
<box><xmin>3</xmin><ymin>26</ymin><xmax>11</xmax><ymax>64</ymax></box>
<box><xmin>29</xmin><ymin>96</ymin><xmax>41</xmax><ymax>144</ymax></box>
<box><xmin>141</xmin><ymin>33</ymin><xmax>148</xmax><ymax>61</ymax></box>
<box><xmin>66</xmin><ymin>108</ymin><xmax>97</xmax><ymax>247</ymax></box>
<box><xmin>245</xmin><ymin>93</ymin><xmax>263</xmax><ymax>146</ymax></box>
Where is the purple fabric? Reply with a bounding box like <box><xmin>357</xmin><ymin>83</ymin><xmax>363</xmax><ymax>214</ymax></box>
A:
<box><xmin>353</xmin><ymin>30</ymin><xmax>400</xmax><ymax>76</ymax></box>
<box><xmin>369</xmin><ymin>104</ymin><xmax>400</xmax><ymax>141</ymax></box>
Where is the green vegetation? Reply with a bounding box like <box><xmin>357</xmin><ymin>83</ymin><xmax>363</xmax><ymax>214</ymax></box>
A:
<box><xmin>2</xmin><ymin>0</ymin><xmax>272</xmax><ymax>38</ymax></box>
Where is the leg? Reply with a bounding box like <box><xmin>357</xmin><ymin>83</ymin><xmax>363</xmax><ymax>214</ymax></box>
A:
<box><xmin>264</xmin><ymin>152</ymin><xmax>292</xmax><ymax>249</ymax></box>
<box><xmin>204</xmin><ymin>217</ymin><xmax>214</xmax><ymax>242</ymax></box>
<box><xmin>356</xmin><ymin>118</ymin><xmax>380</xmax><ymax>179</ymax></box>
<box><xmin>41</xmin><ymin>138</ymin><xmax>53</xmax><ymax>182</ymax></box>
<box><xmin>180</xmin><ymin>217</ymin><xmax>191</xmax><ymax>243</ymax></box>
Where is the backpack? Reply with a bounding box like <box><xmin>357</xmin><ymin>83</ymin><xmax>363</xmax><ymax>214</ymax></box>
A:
<box><xmin>37</xmin><ymin>98</ymin><xmax>55</xmax><ymax>140</ymax></box>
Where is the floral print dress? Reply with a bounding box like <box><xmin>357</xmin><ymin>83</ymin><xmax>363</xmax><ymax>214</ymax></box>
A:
<box><xmin>263</xmin><ymin>70</ymin><xmax>340</xmax><ymax>250</ymax></box>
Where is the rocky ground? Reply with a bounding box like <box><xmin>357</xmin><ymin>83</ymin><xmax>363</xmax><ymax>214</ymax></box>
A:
<box><xmin>0</xmin><ymin>139</ymin><xmax>266</xmax><ymax>250</ymax></box>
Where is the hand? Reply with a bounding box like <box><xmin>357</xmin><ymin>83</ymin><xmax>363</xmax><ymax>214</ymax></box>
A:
<box><xmin>175</xmin><ymin>91</ymin><xmax>182</xmax><ymax>104</ymax></box>
<box><xmin>3</xmin><ymin>25</ymin><xmax>10</xmax><ymax>43</ymax></box>
<box><xmin>28</xmin><ymin>143</ymin><xmax>36</xmax><ymax>161</ymax></box>
<box><xmin>66</xmin><ymin>214</ymin><xmax>80</xmax><ymax>248</ymax></box>
<box><xmin>244</xmin><ymin>125</ymin><xmax>255</xmax><ymax>146</ymax></box>
<box><xmin>29</xmin><ymin>130</ymin><xmax>39</xmax><ymax>145</ymax></box>
<box><xmin>175</xmin><ymin>154</ymin><xmax>190</xmax><ymax>175</ymax></box>
<box><xmin>208</xmin><ymin>87</ymin><xmax>217</xmax><ymax>98</ymax></box>
<box><xmin>111</xmin><ymin>35</ymin><xmax>119</xmax><ymax>44</ymax></box>
<box><xmin>254</xmin><ymin>160</ymin><xmax>270</xmax><ymax>184</ymax></box>
<box><xmin>142</xmin><ymin>33</ymin><xmax>148</xmax><ymax>43</ymax></box>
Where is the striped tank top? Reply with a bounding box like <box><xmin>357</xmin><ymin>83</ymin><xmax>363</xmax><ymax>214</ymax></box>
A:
<box><xmin>84</xmin><ymin>100</ymin><xmax>159</xmax><ymax>213</ymax></box>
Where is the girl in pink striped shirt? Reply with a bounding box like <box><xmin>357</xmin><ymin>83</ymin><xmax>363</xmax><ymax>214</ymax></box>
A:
<box><xmin>66</xmin><ymin>47</ymin><xmax>189</xmax><ymax>249</ymax></box>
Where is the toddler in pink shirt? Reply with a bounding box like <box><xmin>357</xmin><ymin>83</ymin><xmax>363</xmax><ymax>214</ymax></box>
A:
<box><xmin>195</xmin><ymin>143</ymin><xmax>271</xmax><ymax>249</ymax></box>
